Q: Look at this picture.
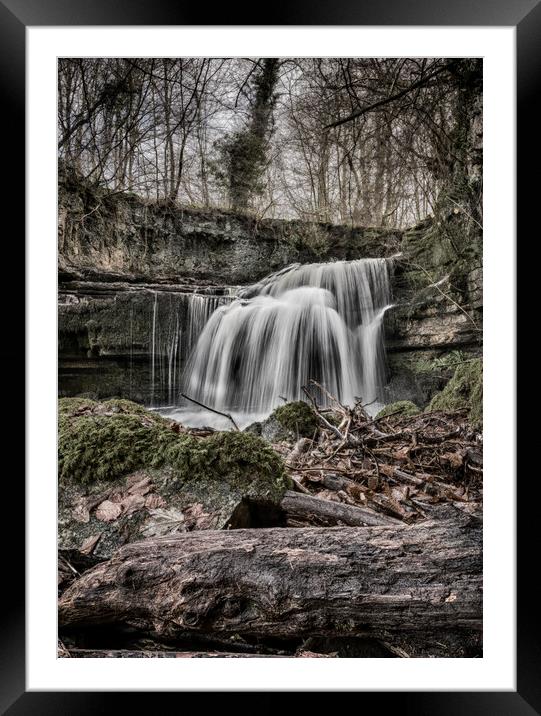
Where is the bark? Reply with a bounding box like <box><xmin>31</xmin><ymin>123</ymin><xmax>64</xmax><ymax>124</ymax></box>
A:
<box><xmin>61</xmin><ymin>649</ymin><xmax>332</xmax><ymax>658</ymax></box>
<box><xmin>59</xmin><ymin>514</ymin><xmax>481</xmax><ymax>650</ymax></box>
<box><xmin>280</xmin><ymin>490</ymin><xmax>401</xmax><ymax>527</ymax></box>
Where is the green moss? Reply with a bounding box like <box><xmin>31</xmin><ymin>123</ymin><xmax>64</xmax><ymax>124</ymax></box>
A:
<box><xmin>59</xmin><ymin>411</ymin><xmax>177</xmax><ymax>485</ymax></box>
<box><xmin>158</xmin><ymin>431</ymin><xmax>291</xmax><ymax>502</ymax></box>
<box><xmin>427</xmin><ymin>359</ymin><xmax>483</xmax><ymax>427</ymax></box>
<box><xmin>58</xmin><ymin>399</ymin><xmax>290</xmax><ymax>502</ymax></box>
<box><xmin>376</xmin><ymin>401</ymin><xmax>421</xmax><ymax>419</ymax></box>
<box><xmin>59</xmin><ymin>396</ymin><xmax>150</xmax><ymax>418</ymax></box>
<box><xmin>271</xmin><ymin>401</ymin><xmax>318</xmax><ymax>437</ymax></box>
<box><xmin>415</xmin><ymin>351</ymin><xmax>467</xmax><ymax>374</ymax></box>
<box><xmin>59</xmin><ymin>397</ymin><xmax>98</xmax><ymax>415</ymax></box>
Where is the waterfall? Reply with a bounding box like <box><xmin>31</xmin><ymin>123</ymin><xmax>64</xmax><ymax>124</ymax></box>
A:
<box><xmin>149</xmin><ymin>289</ymin><xmax>234</xmax><ymax>405</ymax></box>
<box><xmin>184</xmin><ymin>258</ymin><xmax>393</xmax><ymax>416</ymax></box>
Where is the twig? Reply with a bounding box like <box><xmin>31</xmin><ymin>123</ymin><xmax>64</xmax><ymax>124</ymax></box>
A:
<box><xmin>180</xmin><ymin>393</ymin><xmax>239</xmax><ymax>431</ymax></box>
<box><xmin>290</xmin><ymin>475</ymin><xmax>311</xmax><ymax>494</ymax></box>
<box><xmin>80</xmin><ymin>202</ymin><xmax>102</xmax><ymax>224</ymax></box>
<box><xmin>301</xmin><ymin>386</ymin><xmax>344</xmax><ymax>441</ymax></box>
<box><xmin>309</xmin><ymin>379</ymin><xmax>347</xmax><ymax>412</ymax></box>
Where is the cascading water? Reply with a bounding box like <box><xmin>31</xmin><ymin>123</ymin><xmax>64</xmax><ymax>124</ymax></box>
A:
<box><xmin>149</xmin><ymin>289</ymin><xmax>234</xmax><ymax>405</ymax></box>
<box><xmin>183</xmin><ymin>258</ymin><xmax>393</xmax><ymax>423</ymax></box>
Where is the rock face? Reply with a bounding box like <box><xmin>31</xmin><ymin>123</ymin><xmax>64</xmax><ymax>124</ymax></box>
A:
<box><xmin>59</xmin><ymin>166</ymin><xmax>401</xmax><ymax>285</ymax></box>
<box><xmin>58</xmin><ymin>172</ymin><xmax>482</xmax><ymax>410</ymax></box>
<box><xmin>382</xmin><ymin>216</ymin><xmax>482</xmax><ymax>407</ymax></box>
<box><xmin>385</xmin><ymin>219</ymin><xmax>482</xmax><ymax>352</ymax></box>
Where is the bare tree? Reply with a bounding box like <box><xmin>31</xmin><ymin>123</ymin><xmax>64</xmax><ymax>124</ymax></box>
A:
<box><xmin>58</xmin><ymin>57</ymin><xmax>481</xmax><ymax>229</ymax></box>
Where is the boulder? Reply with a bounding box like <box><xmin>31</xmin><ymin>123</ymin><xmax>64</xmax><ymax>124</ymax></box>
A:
<box><xmin>58</xmin><ymin>398</ymin><xmax>290</xmax><ymax>558</ymax></box>
<box><xmin>249</xmin><ymin>401</ymin><xmax>319</xmax><ymax>443</ymax></box>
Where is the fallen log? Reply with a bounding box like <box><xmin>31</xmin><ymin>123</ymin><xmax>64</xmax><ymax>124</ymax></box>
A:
<box><xmin>59</xmin><ymin>514</ymin><xmax>482</xmax><ymax>654</ymax></box>
<box><xmin>61</xmin><ymin>649</ymin><xmax>332</xmax><ymax>658</ymax></box>
<box><xmin>280</xmin><ymin>490</ymin><xmax>401</xmax><ymax>527</ymax></box>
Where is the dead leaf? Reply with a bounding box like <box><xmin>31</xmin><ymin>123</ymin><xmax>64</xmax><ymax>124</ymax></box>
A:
<box><xmin>440</xmin><ymin>452</ymin><xmax>464</xmax><ymax>469</ymax></box>
<box><xmin>72</xmin><ymin>500</ymin><xmax>90</xmax><ymax>524</ymax></box>
<box><xmin>127</xmin><ymin>476</ymin><xmax>152</xmax><ymax>496</ymax></box>
<box><xmin>183</xmin><ymin>503</ymin><xmax>218</xmax><ymax>530</ymax></box>
<box><xmin>378</xmin><ymin>464</ymin><xmax>394</xmax><ymax>478</ymax></box>
<box><xmin>80</xmin><ymin>533</ymin><xmax>101</xmax><ymax>555</ymax></box>
<box><xmin>120</xmin><ymin>494</ymin><xmax>147</xmax><ymax>515</ymax></box>
<box><xmin>95</xmin><ymin>500</ymin><xmax>122</xmax><ymax>523</ymax></box>
<box><xmin>392</xmin><ymin>447</ymin><xmax>410</xmax><ymax>462</ymax></box>
<box><xmin>126</xmin><ymin>471</ymin><xmax>149</xmax><ymax>487</ymax></box>
<box><xmin>144</xmin><ymin>493</ymin><xmax>166</xmax><ymax>509</ymax></box>
<box><xmin>316</xmin><ymin>489</ymin><xmax>342</xmax><ymax>503</ymax></box>
<box><xmin>140</xmin><ymin>507</ymin><xmax>186</xmax><ymax>537</ymax></box>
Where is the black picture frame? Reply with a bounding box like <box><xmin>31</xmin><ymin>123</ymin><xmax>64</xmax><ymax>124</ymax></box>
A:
<box><xmin>4</xmin><ymin>0</ymin><xmax>529</xmax><ymax>711</ymax></box>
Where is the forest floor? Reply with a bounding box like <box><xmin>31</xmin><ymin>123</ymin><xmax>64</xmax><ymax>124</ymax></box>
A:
<box><xmin>58</xmin><ymin>392</ymin><xmax>482</xmax><ymax>659</ymax></box>
<box><xmin>276</xmin><ymin>390</ymin><xmax>482</xmax><ymax>528</ymax></box>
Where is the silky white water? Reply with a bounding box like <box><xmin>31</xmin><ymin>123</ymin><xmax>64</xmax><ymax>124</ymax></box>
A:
<box><xmin>182</xmin><ymin>258</ymin><xmax>393</xmax><ymax>420</ymax></box>
<box><xmin>149</xmin><ymin>289</ymin><xmax>234</xmax><ymax>405</ymax></box>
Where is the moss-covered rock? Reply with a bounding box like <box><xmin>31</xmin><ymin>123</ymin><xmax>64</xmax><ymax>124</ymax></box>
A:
<box><xmin>59</xmin><ymin>398</ymin><xmax>289</xmax><ymax>497</ymax></box>
<box><xmin>376</xmin><ymin>400</ymin><xmax>421</xmax><ymax>420</ymax></box>
<box><xmin>59</xmin><ymin>413</ymin><xmax>175</xmax><ymax>485</ymax></box>
<box><xmin>59</xmin><ymin>396</ymin><xmax>150</xmax><ymax>417</ymax></box>
<box><xmin>427</xmin><ymin>359</ymin><xmax>482</xmax><ymax>427</ymax></box>
<box><xmin>157</xmin><ymin>430</ymin><xmax>290</xmax><ymax>503</ymax></box>
<box><xmin>271</xmin><ymin>401</ymin><xmax>318</xmax><ymax>438</ymax></box>
<box><xmin>58</xmin><ymin>399</ymin><xmax>291</xmax><ymax>556</ymax></box>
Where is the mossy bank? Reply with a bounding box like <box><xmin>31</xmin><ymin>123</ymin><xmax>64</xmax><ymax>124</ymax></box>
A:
<box><xmin>428</xmin><ymin>359</ymin><xmax>482</xmax><ymax>427</ymax></box>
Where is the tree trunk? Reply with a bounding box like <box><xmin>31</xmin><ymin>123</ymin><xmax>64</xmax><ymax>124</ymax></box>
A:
<box><xmin>59</xmin><ymin>514</ymin><xmax>481</xmax><ymax>652</ymax></box>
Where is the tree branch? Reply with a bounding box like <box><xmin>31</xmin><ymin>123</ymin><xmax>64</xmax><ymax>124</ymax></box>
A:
<box><xmin>323</xmin><ymin>63</ymin><xmax>453</xmax><ymax>130</ymax></box>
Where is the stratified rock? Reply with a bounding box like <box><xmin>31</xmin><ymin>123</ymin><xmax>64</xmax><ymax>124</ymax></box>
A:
<box><xmin>58</xmin><ymin>166</ymin><xmax>401</xmax><ymax>286</ymax></box>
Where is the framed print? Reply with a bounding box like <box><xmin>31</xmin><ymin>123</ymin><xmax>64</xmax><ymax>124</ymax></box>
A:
<box><xmin>3</xmin><ymin>0</ymin><xmax>531</xmax><ymax>709</ymax></box>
